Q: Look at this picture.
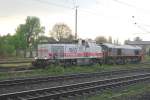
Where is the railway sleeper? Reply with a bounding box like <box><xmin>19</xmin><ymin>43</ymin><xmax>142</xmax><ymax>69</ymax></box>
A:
<box><xmin>1</xmin><ymin>74</ymin><xmax>150</xmax><ymax>100</ymax></box>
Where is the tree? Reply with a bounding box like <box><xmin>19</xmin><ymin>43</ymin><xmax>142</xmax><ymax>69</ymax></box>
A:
<box><xmin>124</xmin><ymin>38</ymin><xmax>130</xmax><ymax>44</ymax></box>
<box><xmin>50</xmin><ymin>23</ymin><xmax>74</xmax><ymax>42</ymax></box>
<box><xmin>13</xmin><ymin>24</ymin><xmax>28</xmax><ymax>57</ymax></box>
<box><xmin>0</xmin><ymin>34</ymin><xmax>15</xmax><ymax>57</ymax></box>
<box><xmin>134</xmin><ymin>37</ymin><xmax>142</xmax><ymax>41</ymax></box>
<box><xmin>0</xmin><ymin>16</ymin><xmax>44</xmax><ymax>57</ymax></box>
<box><xmin>38</xmin><ymin>36</ymin><xmax>56</xmax><ymax>43</ymax></box>
<box><xmin>15</xmin><ymin>16</ymin><xmax>45</xmax><ymax>57</ymax></box>
<box><xmin>95</xmin><ymin>36</ymin><xmax>107</xmax><ymax>43</ymax></box>
<box><xmin>25</xmin><ymin>16</ymin><xmax>44</xmax><ymax>47</ymax></box>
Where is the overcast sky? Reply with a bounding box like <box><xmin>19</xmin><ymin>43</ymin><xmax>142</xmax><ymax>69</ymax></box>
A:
<box><xmin>1</xmin><ymin>0</ymin><xmax>150</xmax><ymax>43</ymax></box>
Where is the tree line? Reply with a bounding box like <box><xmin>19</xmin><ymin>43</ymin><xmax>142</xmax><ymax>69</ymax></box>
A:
<box><xmin>0</xmin><ymin>16</ymin><xmax>114</xmax><ymax>57</ymax></box>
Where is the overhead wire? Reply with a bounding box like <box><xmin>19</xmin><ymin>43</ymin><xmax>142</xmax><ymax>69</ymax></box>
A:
<box><xmin>33</xmin><ymin>0</ymin><xmax>73</xmax><ymax>9</ymax></box>
<box><xmin>32</xmin><ymin>0</ymin><xmax>111</xmax><ymax>18</ymax></box>
<box><xmin>32</xmin><ymin>0</ymin><xmax>142</xmax><ymax>27</ymax></box>
<box><xmin>134</xmin><ymin>23</ymin><xmax>150</xmax><ymax>34</ymax></box>
<box><xmin>0</xmin><ymin>0</ymin><xmax>74</xmax><ymax>19</ymax></box>
<box><xmin>112</xmin><ymin>0</ymin><xmax>136</xmax><ymax>8</ymax></box>
<box><xmin>112</xmin><ymin>0</ymin><xmax>150</xmax><ymax>34</ymax></box>
<box><xmin>72</xmin><ymin>0</ymin><xmax>77</xmax><ymax>8</ymax></box>
<box><xmin>112</xmin><ymin>0</ymin><xmax>150</xmax><ymax>13</ymax></box>
<box><xmin>131</xmin><ymin>16</ymin><xmax>150</xmax><ymax>34</ymax></box>
<box><xmin>33</xmin><ymin>0</ymin><xmax>133</xmax><ymax>20</ymax></box>
<box><xmin>32</xmin><ymin>0</ymin><xmax>150</xmax><ymax>29</ymax></box>
<box><xmin>31</xmin><ymin>0</ymin><xmax>150</xmax><ymax>40</ymax></box>
<box><xmin>138</xmin><ymin>23</ymin><xmax>150</xmax><ymax>28</ymax></box>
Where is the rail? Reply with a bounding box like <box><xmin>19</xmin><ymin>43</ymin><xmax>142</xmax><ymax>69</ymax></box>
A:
<box><xmin>0</xmin><ymin>73</ymin><xmax>149</xmax><ymax>100</ymax></box>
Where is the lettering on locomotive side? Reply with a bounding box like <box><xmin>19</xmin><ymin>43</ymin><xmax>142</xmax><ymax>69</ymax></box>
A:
<box><xmin>69</xmin><ymin>47</ymin><xmax>77</xmax><ymax>52</ymax></box>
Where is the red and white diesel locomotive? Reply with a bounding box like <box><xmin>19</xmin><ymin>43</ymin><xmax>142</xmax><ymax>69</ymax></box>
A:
<box><xmin>32</xmin><ymin>40</ymin><xmax>143</xmax><ymax>67</ymax></box>
<box><xmin>32</xmin><ymin>39</ymin><xmax>103</xmax><ymax>67</ymax></box>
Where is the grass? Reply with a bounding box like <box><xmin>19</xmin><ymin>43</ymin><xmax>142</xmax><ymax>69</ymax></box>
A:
<box><xmin>0</xmin><ymin>57</ymin><xmax>33</xmax><ymax>61</ymax></box>
<box><xmin>87</xmin><ymin>82</ymin><xmax>150</xmax><ymax>100</ymax></box>
<box><xmin>0</xmin><ymin>56</ymin><xmax>149</xmax><ymax>80</ymax></box>
<box><xmin>143</xmin><ymin>55</ymin><xmax>150</xmax><ymax>62</ymax></box>
<box><xmin>0</xmin><ymin>57</ymin><xmax>32</xmax><ymax>68</ymax></box>
<box><xmin>0</xmin><ymin>57</ymin><xmax>149</xmax><ymax>99</ymax></box>
<box><xmin>0</xmin><ymin>58</ymin><xmax>149</xmax><ymax>100</ymax></box>
<box><xmin>0</xmin><ymin>63</ymin><xmax>31</xmax><ymax>68</ymax></box>
<box><xmin>0</xmin><ymin>62</ymin><xmax>149</xmax><ymax>80</ymax></box>
<box><xmin>0</xmin><ymin>64</ymin><xmax>149</xmax><ymax>99</ymax></box>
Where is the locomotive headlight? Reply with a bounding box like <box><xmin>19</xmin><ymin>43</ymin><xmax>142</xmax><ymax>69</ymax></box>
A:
<box><xmin>34</xmin><ymin>57</ymin><xmax>38</xmax><ymax>59</ymax></box>
<box><xmin>44</xmin><ymin>57</ymin><xmax>47</xmax><ymax>60</ymax></box>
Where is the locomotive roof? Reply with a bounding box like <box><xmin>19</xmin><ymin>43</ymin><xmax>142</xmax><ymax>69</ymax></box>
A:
<box><xmin>100</xmin><ymin>43</ymin><xmax>117</xmax><ymax>48</ymax></box>
<box><xmin>39</xmin><ymin>41</ymin><xmax>78</xmax><ymax>44</ymax></box>
<box><xmin>100</xmin><ymin>43</ymin><xmax>141</xmax><ymax>50</ymax></box>
<box><xmin>116</xmin><ymin>45</ymin><xmax>142</xmax><ymax>49</ymax></box>
<box><xmin>38</xmin><ymin>40</ymin><xmax>97</xmax><ymax>45</ymax></box>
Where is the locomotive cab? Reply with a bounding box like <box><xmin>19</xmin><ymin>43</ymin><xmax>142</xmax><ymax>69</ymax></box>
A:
<box><xmin>99</xmin><ymin>43</ymin><xmax>117</xmax><ymax>64</ymax></box>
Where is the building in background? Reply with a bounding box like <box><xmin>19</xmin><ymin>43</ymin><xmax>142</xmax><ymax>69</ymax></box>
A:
<box><xmin>125</xmin><ymin>41</ymin><xmax>150</xmax><ymax>55</ymax></box>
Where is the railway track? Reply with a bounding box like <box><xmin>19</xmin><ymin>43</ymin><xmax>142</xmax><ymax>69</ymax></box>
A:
<box><xmin>0</xmin><ymin>60</ymin><xmax>33</xmax><ymax>64</ymax></box>
<box><xmin>0</xmin><ymin>68</ymin><xmax>150</xmax><ymax>88</ymax></box>
<box><xmin>0</xmin><ymin>67</ymin><xmax>33</xmax><ymax>72</ymax></box>
<box><xmin>0</xmin><ymin>68</ymin><xmax>149</xmax><ymax>95</ymax></box>
<box><xmin>0</xmin><ymin>59</ymin><xmax>33</xmax><ymax>72</ymax></box>
<box><xmin>0</xmin><ymin>63</ymin><xmax>150</xmax><ymax>99</ymax></box>
<box><xmin>0</xmin><ymin>72</ymin><xmax>150</xmax><ymax>100</ymax></box>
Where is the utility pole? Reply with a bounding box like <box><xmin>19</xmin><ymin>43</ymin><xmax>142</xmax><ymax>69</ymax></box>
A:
<box><xmin>75</xmin><ymin>6</ymin><xmax>78</xmax><ymax>40</ymax></box>
<box><xmin>73</xmin><ymin>0</ymin><xmax>78</xmax><ymax>40</ymax></box>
